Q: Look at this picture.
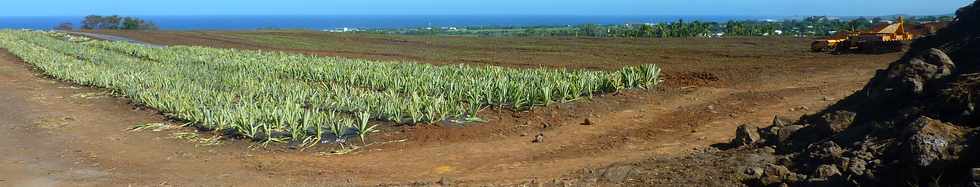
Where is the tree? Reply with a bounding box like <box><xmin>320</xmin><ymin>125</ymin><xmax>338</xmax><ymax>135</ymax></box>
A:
<box><xmin>54</xmin><ymin>22</ymin><xmax>74</xmax><ymax>31</ymax></box>
<box><xmin>847</xmin><ymin>17</ymin><xmax>871</xmax><ymax>31</ymax></box>
<box><xmin>80</xmin><ymin>15</ymin><xmax>158</xmax><ymax>30</ymax></box>
<box><xmin>82</xmin><ymin>15</ymin><xmax>102</xmax><ymax>29</ymax></box>
<box><xmin>639</xmin><ymin>24</ymin><xmax>654</xmax><ymax>37</ymax></box>
<box><xmin>100</xmin><ymin>15</ymin><xmax>122</xmax><ymax>30</ymax></box>
<box><xmin>578</xmin><ymin>24</ymin><xmax>602</xmax><ymax>37</ymax></box>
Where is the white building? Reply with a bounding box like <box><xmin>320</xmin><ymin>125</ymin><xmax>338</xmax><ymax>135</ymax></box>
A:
<box><xmin>323</xmin><ymin>27</ymin><xmax>361</xmax><ymax>32</ymax></box>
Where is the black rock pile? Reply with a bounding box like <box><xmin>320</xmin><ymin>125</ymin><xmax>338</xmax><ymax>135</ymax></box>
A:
<box><xmin>733</xmin><ymin>1</ymin><xmax>980</xmax><ymax>186</ymax></box>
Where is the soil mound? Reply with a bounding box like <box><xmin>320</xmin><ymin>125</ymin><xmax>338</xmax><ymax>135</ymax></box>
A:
<box><xmin>733</xmin><ymin>1</ymin><xmax>980</xmax><ymax>186</ymax></box>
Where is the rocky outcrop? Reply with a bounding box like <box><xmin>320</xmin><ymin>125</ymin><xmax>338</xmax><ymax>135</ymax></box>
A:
<box><xmin>902</xmin><ymin>116</ymin><xmax>967</xmax><ymax>169</ymax></box>
<box><xmin>731</xmin><ymin>124</ymin><xmax>761</xmax><ymax>147</ymax></box>
<box><xmin>759</xmin><ymin>116</ymin><xmax>803</xmax><ymax>146</ymax></box>
<box><xmin>731</xmin><ymin>1</ymin><xmax>980</xmax><ymax>186</ymax></box>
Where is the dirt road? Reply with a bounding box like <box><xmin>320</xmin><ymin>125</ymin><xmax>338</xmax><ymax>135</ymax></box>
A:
<box><xmin>60</xmin><ymin>31</ymin><xmax>166</xmax><ymax>48</ymax></box>
<box><xmin>0</xmin><ymin>50</ymin><xmax>288</xmax><ymax>186</ymax></box>
<box><xmin>0</xmin><ymin>39</ymin><xmax>898</xmax><ymax>186</ymax></box>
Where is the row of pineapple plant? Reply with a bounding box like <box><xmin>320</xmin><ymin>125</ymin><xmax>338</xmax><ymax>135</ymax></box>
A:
<box><xmin>0</xmin><ymin>30</ymin><xmax>661</xmax><ymax>146</ymax></box>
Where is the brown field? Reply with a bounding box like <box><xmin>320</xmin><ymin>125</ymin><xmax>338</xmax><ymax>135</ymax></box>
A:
<box><xmin>0</xmin><ymin>31</ymin><xmax>901</xmax><ymax>186</ymax></box>
<box><xmin>92</xmin><ymin>30</ymin><xmax>840</xmax><ymax>87</ymax></box>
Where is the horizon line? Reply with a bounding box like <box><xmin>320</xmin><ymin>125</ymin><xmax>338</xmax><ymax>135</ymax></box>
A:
<box><xmin>0</xmin><ymin>13</ymin><xmax>954</xmax><ymax>18</ymax></box>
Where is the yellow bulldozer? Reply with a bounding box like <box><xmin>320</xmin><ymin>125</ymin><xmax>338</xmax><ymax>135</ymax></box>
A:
<box><xmin>811</xmin><ymin>17</ymin><xmax>916</xmax><ymax>54</ymax></box>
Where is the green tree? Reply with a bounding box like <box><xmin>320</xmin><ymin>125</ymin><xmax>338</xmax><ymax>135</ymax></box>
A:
<box><xmin>54</xmin><ymin>22</ymin><xmax>74</xmax><ymax>31</ymax></box>
<box><xmin>81</xmin><ymin>15</ymin><xmax>102</xmax><ymax>29</ymax></box>
<box><xmin>578</xmin><ymin>24</ymin><xmax>602</xmax><ymax>37</ymax></box>
<box><xmin>81</xmin><ymin>15</ymin><xmax>158</xmax><ymax>30</ymax></box>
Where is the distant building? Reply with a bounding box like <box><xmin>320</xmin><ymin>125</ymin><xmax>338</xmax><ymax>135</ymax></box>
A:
<box><xmin>323</xmin><ymin>27</ymin><xmax>361</xmax><ymax>32</ymax></box>
<box><xmin>624</xmin><ymin>22</ymin><xmax>654</xmax><ymax>28</ymax></box>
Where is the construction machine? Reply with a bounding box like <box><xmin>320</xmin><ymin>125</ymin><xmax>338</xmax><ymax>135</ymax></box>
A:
<box><xmin>811</xmin><ymin>17</ymin><xmax>916</xmax><ymax>54</ymax></box>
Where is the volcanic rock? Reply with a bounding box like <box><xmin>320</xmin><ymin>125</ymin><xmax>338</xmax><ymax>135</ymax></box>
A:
<box><xmin>731</xmin><ymin>124</ymin><xmax>761</xmax><ymax>147</ymax></box>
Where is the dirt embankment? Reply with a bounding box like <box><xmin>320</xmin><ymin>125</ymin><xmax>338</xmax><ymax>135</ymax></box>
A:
<box><xmin>722</xmin><ymin>1</ymin><xmax>980</xmax><ymax>186</ymax></box>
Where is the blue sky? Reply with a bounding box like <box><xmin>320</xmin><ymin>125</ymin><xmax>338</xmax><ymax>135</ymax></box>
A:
<box><xmin>1</xmin><ymin>0</ymin><xmax>973</xmax><ymax>16</ymax></box>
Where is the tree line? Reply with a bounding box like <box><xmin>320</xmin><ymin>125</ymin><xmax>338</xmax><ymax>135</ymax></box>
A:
<box><xmin>54</xmin><ymin>15</ymin><xmax>158</xmax><ymax>31</ymax></box>
<box><xmin>380</xmin><ymin>15</ymin><xmax>952</xmax><ymax>38</ymax></box>
<box><xmin>516</xmin><ymin>18</ymin><xmax>870</xmax><ymax>38</ymax></box>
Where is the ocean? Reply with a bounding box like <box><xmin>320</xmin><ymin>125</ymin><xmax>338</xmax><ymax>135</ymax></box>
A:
<box><xmin>0</xmin><ymin>15</ymin><xmax>775</xmax><ymax>30</ymax></box>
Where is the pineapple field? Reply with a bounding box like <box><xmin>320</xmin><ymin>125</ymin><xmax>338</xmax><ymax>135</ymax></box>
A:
<box><xmin>0</xmin><ymin>30</ymin><xmax>660</xmax><ymax>146</ymax></box>
<box><xmin>0</xmin><ymin>30</ymin><xmax>900</xmax><ymax>186</ymax></box>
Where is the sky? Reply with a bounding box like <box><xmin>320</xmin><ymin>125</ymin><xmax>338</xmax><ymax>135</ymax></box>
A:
<box><xmin>0</xmin><ymin>0</ymin><xmax>973</xmax><ymax>17</ymax></box>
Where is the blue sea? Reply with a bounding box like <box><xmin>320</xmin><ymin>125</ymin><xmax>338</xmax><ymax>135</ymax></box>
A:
<box><xmin>0</xmin><ymin>15</ymin><xmax>777</xmax><ymax>30</ymax></box>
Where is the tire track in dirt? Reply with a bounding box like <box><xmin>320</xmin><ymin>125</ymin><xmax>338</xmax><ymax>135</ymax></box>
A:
<box><xmin>454</xmin><ymin>65</ymin><xmax>878</xmax><ymax>185</ymax></box>
<box><xmin>0</xmin><ymin>50</ymin><xmax>341</xmax><ymax>186</ymax></box>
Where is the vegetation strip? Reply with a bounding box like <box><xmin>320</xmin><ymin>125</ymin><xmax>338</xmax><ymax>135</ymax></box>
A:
<box><xmin>0</xmin><ymin>30</ymin><xmax>660</xmax><ymax>145</ymax></box>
